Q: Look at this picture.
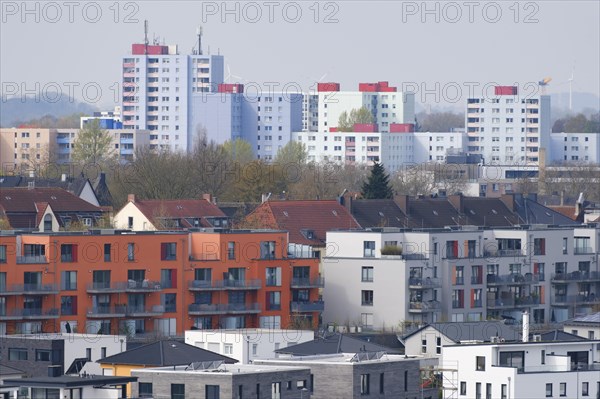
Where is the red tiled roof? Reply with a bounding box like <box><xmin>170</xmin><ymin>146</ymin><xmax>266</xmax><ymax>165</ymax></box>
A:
<box><xmin>34</xmin><ymin>202</ymin><xmax>49</xmax><ymax>226</ymax></box>
<box><xmin>245</xmin><ymin>200</ymin><xmax>360</xmax><ymax>246</ymax></box>
<box><xmin>0</xmin><ymin>188</ymin><xmax>101</xmax><ymax>213</ymax></box>
<box><xmin>131</xmin><ymin>198</ymin><xmax>226</xmax><ymax>228</ymax></box>
<box><xmin>548</xmin><ymin>206</ymin><xmax>579</xmax><ymax>220</ymax></box>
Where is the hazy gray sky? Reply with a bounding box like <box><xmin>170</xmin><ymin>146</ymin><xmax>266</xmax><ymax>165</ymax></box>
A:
<box><xmin>1</xmin><ymin>1</ymin><xmax>599</xmax><ymax>109</ymax></box>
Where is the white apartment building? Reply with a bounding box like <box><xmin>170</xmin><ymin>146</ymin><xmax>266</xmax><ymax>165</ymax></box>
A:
<box><xmin>185</xmin><ymin>329</ymin><xmax>315</xmax><ymax>364</ymax></box>
<box><xmin>413</xmin><ymin>130</ymin><xmax>466</xmax><ymax>163</ymax></box>
<box><xmin>466</xmin><ymin>86</ymin><xmax>551</xmax><ymax>166</ymax></box>
<box><xmin>443</xmin><ymin>337</ymin><xmax>600</xmax><ymax>399</ymax></box>
<box><xmin>563</xmin><ymin>312</ymin><xmax>600</xmax><ymax>341</ymax></box>
<box><xmin>121</xmin><ymin>42</ymin><xmax>224</xmax><ymax>152</ymax></box>
<box><xmin>550</xmin><ymin>132</ymin><xmax>600</xmax><ymax>164</ymax></box>
<box><xmin>322</xmin><ymin>225</ymin><xmax>600</xmax><ymax>330</ymax></box>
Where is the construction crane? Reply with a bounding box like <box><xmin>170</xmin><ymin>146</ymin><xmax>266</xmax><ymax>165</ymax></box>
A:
<box><xmin>538</xmin><ymin>77</ymin><xmax>552</xmax><ymax>94</ymax></box>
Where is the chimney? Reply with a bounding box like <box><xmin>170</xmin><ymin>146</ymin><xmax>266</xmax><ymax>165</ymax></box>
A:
<box><xmin>128</xmin><ymin>194</ymin><xmax>136</xmax><ymax>203</ymax></box>
<box><xmin>522</xmin><ymin>311</ymin><xmax>529</xmax><ymax>342</ymax></box>
<box><xmin>500</xmin><ymin>194</ymin><xmax>515</xmax><ymax>212</ymax></box>
<box><xmin>202</xmin><ymin>193</ymin><xmax>212</xmax><ymax>203</ymax></box>
<box><xmin>575</xmin><ymin>193</ymin><xmax>584</xmax><ymax>216</ymax></box>
<box><xmin>448</xmin><ymin>193</ymin><xmax>464</xmax><ymax>214</ymax></box>
<box><xmin>394</xmin><ymin>195</ymin><xmax>409</xmax><ymax>215</ymax></box>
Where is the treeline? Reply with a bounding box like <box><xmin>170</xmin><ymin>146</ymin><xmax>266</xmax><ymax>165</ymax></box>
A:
<box><xmin>552</xmin><ymin>113</ymin><xmax>600</xmax><ymax>133</ymax></box>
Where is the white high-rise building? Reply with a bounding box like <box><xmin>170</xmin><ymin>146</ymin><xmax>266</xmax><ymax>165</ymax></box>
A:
<box><xmin>121</xmin><ymin>42</ymin><xmax>224</xmax><ymax>152</ymax></box>
<box><xmin>466</xmin><ymin>86</ymin><xmax>551</xmax><ymax>166</ymax></box>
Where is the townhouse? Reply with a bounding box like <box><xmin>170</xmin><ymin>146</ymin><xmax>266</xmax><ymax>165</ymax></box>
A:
<box><xmin>0</xmin><ymin>229</ymin><xmax>320</xmax><ymax>336</ymax></box>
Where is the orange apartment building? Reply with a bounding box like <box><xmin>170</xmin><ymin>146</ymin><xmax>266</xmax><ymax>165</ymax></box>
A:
<box><xmin>0</xmin><ymin>229</ymin><xmax>322</xmax><ymax>336</ymax></box>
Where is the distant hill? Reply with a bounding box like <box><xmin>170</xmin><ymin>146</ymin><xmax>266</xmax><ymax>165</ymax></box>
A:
<box><xmin>0</xmin><ymin>95</ymin><xmax>97</xmax><ymax>128</ymax></box>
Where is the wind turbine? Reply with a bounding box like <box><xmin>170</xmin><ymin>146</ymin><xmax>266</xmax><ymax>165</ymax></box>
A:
<box><xmin>224</xmin><ymin>64</ymin><xmax>244</xmax><ymax>83</ymax></box>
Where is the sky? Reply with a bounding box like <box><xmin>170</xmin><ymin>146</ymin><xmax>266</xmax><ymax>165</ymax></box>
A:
<box><xmin>1</xmin><ymin>1</ymin><xmax>599</xmax><ymax>110</ymax></box>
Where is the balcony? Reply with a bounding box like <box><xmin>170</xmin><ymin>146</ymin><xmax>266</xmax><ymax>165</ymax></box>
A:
<box><xmin>87</xmin><ymin>306</ymin><xmax>127</xmax><ymax>318</ymax></box>
<box><xmin>487</xmin><ymin>296</ymin><xmax>542</xmax><ymax>309</ymax></box>
<box><xmin>188</xmin><ymin>303</ymin><xmax>261</xmax><ymax>315</ymax></box>
<box><xmin>0</xmin><ymin>308</ymin><xmax>60</xmax><ymax>320</ymax></box>
<box><xmin>408</xmin><ymin>301</ymin><xmax>441</xmax><ymax>313</ymax></box>
<box><xmin>188</xmin><ymin>279</ymin><xmax>262</xmax><ymax>291</ymax></box>
<box><xmin>486</xmin><ymin>274</ymin><xmax>539</xmax><ymax>286</ymax></box>
<box><xmin>483</xmin><ymin>249</ymin><xmax>524</xmax><ymax>258</ymax></box>
<box><xmin>125</xmin><ymin>280</ymin><xmax>162</xmax><ymax>292</ymax></box>
<box><xmin>408</xmin><ymin>278</ymin><xmax>441</xmax><ymax>289</ymax></box>
<box><xmin>471</xmin><ymin>276</ymin><xmax>484</xmax><ymax>285</ymax></box>
<box><xmin>16</xmin><ymin>255</ymin><xmax>48</xmax><ymax>264</ymax></box>
<box><xmin>126</xmin><ymin>305</ymin><xmax>165</xmax><ymax>317</ymax></box>
<box><xmin>574</xmin><ymin>247</ymin><xmax>593</xmax><ymax>255</ymax></box>
<box><xmin>290</xmin><ymin>301</ymin><xmax>324</xmax><ymax>312</ymax></box>
<box><xmin>291</xmin><ymin>277</ymin><xmax>325</xmax><ymax>288</ymax></box>
<box><xmin>0</xmin><ymin>284</ymin><xmax>59</xmax><ymax>295</ymax></box>
<box><xmin>551</xmin><ymin>271</ymin><xmax>600</xmax><ymax>283</ymax></box>
<box><xmin>552</xmin><ymin>294</ymin><xmax>600</xmax><ymax>306</ymax></box>
<box><xmin>86</xmin><ymin>282</ymin><xmax>127</xmax><ymax>293</ymax></box>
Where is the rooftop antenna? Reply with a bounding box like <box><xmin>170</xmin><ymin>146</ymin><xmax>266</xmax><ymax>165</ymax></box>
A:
<box><xmin>144</xmin><ymin>20</ymin><xmax>149</xmax><ymax>55</ymax></box>
<box><xmin>196</xmin><ymin>26</ymin><xmax>203</xmax><ymax>55</ymax></box>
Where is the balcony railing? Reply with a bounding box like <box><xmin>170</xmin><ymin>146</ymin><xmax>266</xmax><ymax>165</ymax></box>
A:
<box><xmin>87</xmin><ymin>306</ymin><xmax>127</xmax><ymax>318</ymax></box>
<box><xmin>126</xmin><ymin>305</ymin><xmax>165</xmax><ymax>316</ymax></box>
<box><xmin>486</xmin><ymin>274</ymin><xmax>540</xmax><ymax>285</ymax></box>
<box><xmin>471</xmin><ymin>276</ymin><xmax>483</xmax><ymax>285</ymax></box>
<box><xmin>483</xmin><ymin>249</ymin><xmax>524</xmax><ymax>257</ymax></box>
<box><xmin>487</xmin><ymin>296</ymin><xmax>542</xmax><ymax>309</ymax></box>
<box><xmin>87</xmin><ymin>282</ymin><xmax>127</xmax><ymax>293</ymax></box>
<box><xmin>512</xmin><ymin>363</ymin><xmax>600</xmax><ymax>374</ymax></box>
<box><xmin>408</xmin><ymin>301</ymin><xmax>441</xmax><ymax>313</ymax></box>
<box><xmin>574</xmin><ymin>247</ymin><xmax>593</xmax><ymax>255</ymax></box>
<box><xmin>290</xmin><ymin>301</ymin><xmax>324</xmax><ymax>312</ymax></box>
<box><xmin>291</xmin><ymin>277</ymin><xmax>325</xmax><ymax>288</ymax></box>
<box><xmin>188</xmin><ymin>279</ymin><xmax>262</xmax><ymax>291</ymax></box>
<box><xmin>1</xmin><ymin>284</ymin><xmax>59</xmax><ymax>295</ymax></box>
<box><xmin>408</xmin><ymin>278</ymin><xmax>441</xmax><ymax>289</ymax></box>
<box><xmin>1</xmin><ymin>308</ymin><xmax>60</xmax><ymax>319</ymax></box>
<box><xmin>188</xmin><ymin>303</ymin><xmax>261</xmax><ymax>315</ymax></box>
<box><xmin>551</xmin><ymin>271</ymin><xmax>600</xmax><ymax>282</ymax></box>
<box><xmin>16</xmin><ymin>255</ymin><xmax>48</xmax><ymax>264</ymax></box>
<box><xmin>552</xmin><ymin>294</ymin><xmax>600</xmax><ymax>305</ymax></box>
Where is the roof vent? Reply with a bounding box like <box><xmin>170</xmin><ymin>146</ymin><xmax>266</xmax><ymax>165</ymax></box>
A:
<box><xmin>51</xmin><ymin>196</ymin><xmax>57</xmax><ymax>200</ymax></box>
<box><xmin>432</xmin><ymin>210</ymin><xmax>438</xmax><ymax>216</ymax></box>
<box><xmin>332</xmin><ymin>210</ymin><xmax>338</xmax><ymax>216</ymax></box>
<box><xmin>532</xmin><ymin>334</ymin><xmax>542</xmax><ymax>342</ymax></box>
<box><xmin>491</xmin><ymin>209</ymin><xmax>498</xmax><ymax>215</ymax></box>
<box><xmin>283</xmin><ymin>211</ymin><xmax>289</xmax><ymax>217</ymax></box>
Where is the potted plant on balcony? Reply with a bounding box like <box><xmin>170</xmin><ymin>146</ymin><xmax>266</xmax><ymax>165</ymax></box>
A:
<box><xmin>380</xmin><ymin>244</ymin><xmax>403</xmax><ymax>256</ymax></box>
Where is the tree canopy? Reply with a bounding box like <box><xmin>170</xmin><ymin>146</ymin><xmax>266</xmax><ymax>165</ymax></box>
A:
<box><xmin>275</xmin><ymin>141</ymin><xmax>308</xmax><ymax>165</ymax></box>
<box><xmin>361</xmin><ymin>162</ymin><xmax>394</xmax><ymax>199</ymax></box>
<box><xmin>338</xmin><ymin>107</ymin><xmax>374</xmax><ymax>131</ymax></box>
<box><xmin>72</xmin><ymin>119</ymin><xmax>115</xmax><ymax>165</ymax></box>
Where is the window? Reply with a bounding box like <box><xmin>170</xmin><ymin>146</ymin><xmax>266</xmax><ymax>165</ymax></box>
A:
<box><xmin>379</xmin><ymin>373</ymin><xmax>384</xmax><ymax>394</ymax></box>
<box><xmin>0</xmin><ymin>245</ymin><xmax>7</xmax><ymax>263</ymax></box>
<box><xmin>60</xmin><ymin>244</ymin><xmax>77</xmax><ymax>262</ymax></box>
<box><xmin>361</xmin><ymin>266</ymin><xmax>374</xmax><ymax>282</ymax></box>
<box><xmin>588</xmin><ymin>331</ymin><xmax>594</xmax><ymax>340</ymax></box>
<box><xmin>360</xmin><ymin>374</ymin><xmax>370</xmax><ymax>395</ymax></box>
<box><xmin>8</xmin><ymin>348</ymin><xmax>27</xmax><ymax>360</ymax></box>
<box><xmin>476</xmin><ymin>356</ymin><xmax>485</xmax><ymax>371</ymax></box>
<box><xmin>61</xmin><ymin>271</ymin><xmax>77</xmax><ymax>290</ymax></box>
<box><xmin>60</xmin><ymin>296</ymin><xmax>77</xmax><ymax>316</ymax></box>
<box><xmin>460</xmin><ymin>381</ymin><xmax>467</xmax><ymax>396</ymax></box>
<box><xmin>421</xmin><ymin>339</ymin><xmax>427</xmax><ymax>353</ymax></box>
<box><xmin>35</xmin><ymin>349</ymin><xmax>51</xmax><ymax>361</ymax></box>
<box><xmin>162</xmin><ymin>293</ymin><xmax>176</xmax><ymax>312</ymax></box>
<box><xmin>171</xmin><ymin>383</ymin><xmax>185</xmax><ymax>399</ymax></box>
<box><xmin>224</xmin><ymin>344</ymin><xmax>233</xmax><ymax>354</ymax></box>
<box><xmin>582</xmin><ymin>382</ymin><xmax>588</xmax><ymax>396</ymax></box>
<box><xmin>260</xmin><ymin>241</ymin><xmax>276</xmax><ymax>259</ymax></box>
<box><xmin>546</xmin><ymin>383</ymin><xmax>553</xmax><ymax>397</ymax></box>
<box><xmin>86</xmin><ymin>348</ymin><xmax>92</xmax><ymax>360</ymax></box>
<box><xmin>266</xmin><ymin>267</ymin><xmax>281</xmax><ymax>286</ymax></box>
<box><xmin>501</xmin><ymin>384</ymin><xmax>507</xmax><ymax>399</ymax></box>
<box><xmin>436</xmin><ymin>337</ymin><xmax>442</xmax><ymax>354</ymax></box>
<box><xmin>127</xmin><ymin>243</ymin><xmax>135</xmax><ymax>261</ymax></box>
<box><xmin>363</xmin><ymin>241</ymin><xmax>375</xmax><ymax>257</ymax></box>
<box><xmin>161</xmin><ymin>269</ymin><xmax>176</xmax><ymax>289</ymax></box>
<box><xmin>139</xmin><ymin>382</ymin><xmax>153</xmax><ymax>398</ymax></box>
<box><xmin>361</xmin><ymin>290</ymin><xmax>373</xmax><ymax>306</ymax></box>
<box><xmin>104</xmin><ymin>244</ymin><xmax>111</xmax><ymax>262</ymax></box>
<box><xmin>404</xmin><ymin>370</ymin><xmax>408</xmax><ymax>391</ymax></box>
<box><xmin>499</xmin><ymin>351</ymin><xmax>524</xmax><ymax>371</ymax></box>
<box><xmin>272</xmin><ymin>382</ymin><xmax>281</xmax><ymax>399</ymax></box>
<box><xmin>228</xmin><ymin>242</ymin><xmax>235</xmax><ymax>260</ymax></box>
<box><xmin>486</xmin><ymin>383</ymin><xmax>492</xmax><ymax>399</ymax></box>
<box><xmin>267</xmin><ymin>291</ymin><xmax>281</xmax><ymax>310</ymax></box>
<box><xmin>161</xmin><ymin>242</ymin><xmax>177</xmax><ymax>260</ymax></box>
<box><xmin>128</xmin><ymin>216</ymin><xmax>133</xmax><ymax>229</ymax></box>
<box><xmin>476</xmin><ymin>383</ymin><xmax>482</xmax><ymax>399</ymax></box>
<box><xmin>559</xmin><ymin>383</ymin><xmax>566</xmax><ymax>397</ymax></box>
<box><xmin>205</xmin><ymin>385</ymin><xmax>219</xmax><ymax>399</ymax></box>
<box><xmin>534</xmin><ymin>238</ymin><xmax>546</xmax><ymax>255</ymax></box>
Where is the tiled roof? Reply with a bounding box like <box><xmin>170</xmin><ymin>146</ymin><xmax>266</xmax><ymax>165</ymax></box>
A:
<box><xmin>547</xmin><ymin>206</ymin><xmax>579</xmax><ymax>220</ymax></box>
<box><xmin>0</xmin><ymin>188</ymin><xmax>103</xmax><ymax>229</ymax></box>
<box><xmin>513</xmin><ymin>197</ymin><xmax>579</xmax><ymax>225</ymax></box>
<box><xmin>97</xmin><ymin>340</ymin><xmax>237</xmax><ymax>366</ymax></box>
<box><xmin>407</xmin><ymin>198</ymin><xmax>462</xmax><ymax>228</ymax></box>
<box><xmin>350</xmin><ymin>200</ymin><xmax>408</xmax><ymax>228</ymax></box>
<box><xmin>275</xmin><ymin>333</ymin><xmax>395</xmax><ymax>356</ymax></box>
<box><xmin>131</xmin><ymin>198</ymin><xmax>227</xmax><ymax>229</ymax></box>
<box><xmin>567</xmin><ymin>312</ymin><xmax>600</xmax><ymax>325</ymax></box>
<box><xmin>460</xmin><ymin>197</ymin><xmax>520</xmax><ymax>227</ymax></box>
<box><xmin>245</xmin><ymin>200</ymin><xmax>360</xmax><ymax>245</ymax></box>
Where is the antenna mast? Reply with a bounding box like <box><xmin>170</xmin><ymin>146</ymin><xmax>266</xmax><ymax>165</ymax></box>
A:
<box><xmin>196</xmin><ymin>26</ymin><xmax>203</xmax><ymax>55</ymax></box>
<box><xmin>144</xmin><ymin>20</ymin><xmax>149</xmax><ymax>55</ymax></box>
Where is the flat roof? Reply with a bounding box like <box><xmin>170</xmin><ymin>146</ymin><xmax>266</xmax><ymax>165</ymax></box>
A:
<box><xmin>2</xmin><ymin>375</ymin><xmax>136</xmax><ymax>388</ymax></box>
<box><xmin>446</xmin><ymin>339</ymin><xmax>600</xmax><ymax>348</ymax></box>
<box><xmin>257</xmin><ymin>353</ymin><xmax>421</xmax><ymax>365</ymax></box>
<box><xmin>134</xmin><ymin>363</ymin><xmax>310</xmax><ymax>375</ymax></box>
